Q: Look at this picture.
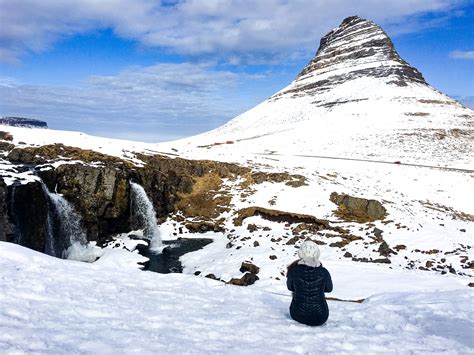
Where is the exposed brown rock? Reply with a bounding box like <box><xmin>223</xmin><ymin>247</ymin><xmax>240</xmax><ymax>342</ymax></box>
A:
<box><xmin>352</xmin><ymin>257</ymin><xmax>391</xmax><ymax>264</ymax></box>
<box><xmin>240</xmin><ymin>262</ymin><xmax>260</xmax><ymax>274</ymax></box>
<box><xmin>229</xmin><ymin>272</ymin><xmax>259</xmax><ymax>286</ymax></box>
<box><xmin>393</xmin><ymin>244</ymin><xmax>407</xmax><ymax>252</ymax></box>
<box><xmin>247</xmin><ymin>224</ymin><xmax>258</xmax><ymax>232</ymax></box>
<box><xmin>185</xmin><ymin>221</ymin><xmax>224</xmax><ymax>233</ymax></box>
<box><xmin>330</xmin><ymin>192</ymin><xmax>387</xmax><ymax>222</ymax></box>
<box><xmin>0</xmin><ymin>131</ymin><xmax>13</xmax><ymax>141</ymax></box>
<box><xmin>234</xmin><ymin>206</ymin><xmax>331</xmax><ymax>228</ymax></box>
<box><xmin>0</xmin><ymin>141</ymin><xmax>15</xmax><ymax>152</ymax></box>
<box><xmin>249</xmin><ymin>171</ymin><xmax>307</xmax><ymax>187</ymax></box>
<box><xmin>7</xmin><ymin>144</ymin><xmax>131</xmax><ymax>166</ymax></box>
<box><xmin>286</xmin><ymin>235</ymin><xmax>301</xmax><ymax>245</ymax></box>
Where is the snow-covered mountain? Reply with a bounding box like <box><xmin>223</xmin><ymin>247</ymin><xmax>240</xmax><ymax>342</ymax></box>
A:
<box><xmin>0</xmin><ymin>15</ymin><xmax>473</xmax><ymax>353</ymax></box>
<box><xmin>167</xmin><ymin>16</ymin><xmax>472</xmax><ymax>168</ymax></box>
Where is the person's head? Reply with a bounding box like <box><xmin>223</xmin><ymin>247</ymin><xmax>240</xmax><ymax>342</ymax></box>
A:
<box><xmin>298</xmin><ymin>240</ymin><xmax>321</xmax><ymax>266</ymax></box>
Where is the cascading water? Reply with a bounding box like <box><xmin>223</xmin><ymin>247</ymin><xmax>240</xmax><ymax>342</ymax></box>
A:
<box><xmin>9</xmin><ymin>185</ymin><xmax>23</xmax><ymax>245</ymax></box>
<box><xmin>130</xmin><ymin>182</ymin><xmax>163</xmax><ymax>253</ymax></box>
<box><xmin>44</xmin><ymin>208</ymin><xmax>56</xmax><ymax>257</ymax></box>
<box><xmin>41</xmin><ymin>182</ymin><xmax>98</xmax><ymax>262</ymax></box>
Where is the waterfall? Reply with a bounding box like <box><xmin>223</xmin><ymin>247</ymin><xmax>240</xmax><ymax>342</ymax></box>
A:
<box><xmin>44</xmin><ymin>208</ymin><xmax>56</xmax><ymax>257</ymax></box>
<box><xmin>41</xmin><ymin>182</ymin><xmax>98</xmax><ymax>262</ymax></box>
<box><xmin>130</xmin><ymin>182</ymin><xmax>163</xmax><ymax>253</ymax></box>
<box><xmin>9</xmin><ymin>185</ymin><xmax>23</xmax><ymax>245</ymax></box>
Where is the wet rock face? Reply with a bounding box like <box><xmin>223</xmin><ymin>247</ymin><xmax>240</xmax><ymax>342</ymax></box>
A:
<box><xmin>39</xmin><ymin>164</ymin><xmax>132</xmax><ymax>241</ymax></box>
<box><xmin>6</xmin><ymin>181</ymin><xmax>49</xmax><ymax>251</ymax></box>
<box><xmin>0</xmin><ymin>179</ymin><xmax>13</xmax><ymax>242</ymax></box>
<box><xmin>275</xmin><ymin>16</ymin><xmax>426</xmax><ymax>100</ymax></box>
<box><xmin>2</xmin><ymin>146</ymin><xmax>250</xmax><ymax>248</ymax></box>
<box><xmin>2</xmin><ymin>144</ymin><xmax>308</xmax><ymax>251</ymax></box>
<box><xmin>330</xmin><ymin>192</ymin><xmax>387</xmax><ymax>222</ymax></box>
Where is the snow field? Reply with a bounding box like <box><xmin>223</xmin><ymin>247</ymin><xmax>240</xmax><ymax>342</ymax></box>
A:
<box><xmin>1</xmin><ymin>242</ymin><xmax>472</xmax><ymax>354</ymax></box>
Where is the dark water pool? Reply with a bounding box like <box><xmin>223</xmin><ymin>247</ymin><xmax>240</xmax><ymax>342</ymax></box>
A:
<box><xmin>137</xmin><ymin>238</ymin><xmax>213</xmax><ymax>273</ymax></box>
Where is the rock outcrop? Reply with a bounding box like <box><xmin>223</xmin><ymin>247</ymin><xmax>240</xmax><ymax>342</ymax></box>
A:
<box><xmin>330</xmin><ymin>192</ymin><xmax>387</xmax><ymax>222</ymax></box>
<box><xmin>2</xmin><ymin>142</ymin><xmax>303</xmax><ymax>253</ymax></box>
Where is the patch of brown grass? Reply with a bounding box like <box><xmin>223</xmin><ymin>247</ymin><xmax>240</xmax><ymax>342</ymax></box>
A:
<box><xmin>176</xmin><ymin>172</ymin><xmax>232</xmax><ymax>219</ymax></box>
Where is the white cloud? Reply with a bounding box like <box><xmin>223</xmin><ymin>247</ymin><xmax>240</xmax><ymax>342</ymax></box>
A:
<box><xmin>0</xmin><ymin>63</ymin><xmax>261</xmax><ymax>141</ymax></box>
<box><xmin>0</xmin><ymin>0</ymin><xmax>468</xmax><ymax>63</ymax></box>
<box><xmin>457</xmin><ymin>96</ymin><xmax>474</xmax><ymax>109</ymax></box>
<box><xmin>449</xmin><ymin>50</ymin><xmax>474</xmax><ymax>59</ymax></box>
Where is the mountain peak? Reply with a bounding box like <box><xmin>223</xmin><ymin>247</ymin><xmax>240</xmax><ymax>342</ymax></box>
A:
<box><xmin>290</xmin><ymin>15</ymin><xmax>426</xmax><ymax>94</ymax></box>
<box><xmin>197</xmin><ymin>15</ymin><xmax>472</xmax><ymax>167</ymax></box>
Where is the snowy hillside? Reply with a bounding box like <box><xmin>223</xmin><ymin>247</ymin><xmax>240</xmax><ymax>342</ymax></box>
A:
<box><xmin>1</xmin><ymin>243</ymin><xmax>472</xmax><ymax>353</ymax></box>
<box><xmin>1</xmin><ymin>15</ymin><xmax>473</xmax><ymax>353</ymax></box>
<box><xmin>160</xmin><ymin>16</ymin><xmax>473</xmax><ymax>169</ymax></box>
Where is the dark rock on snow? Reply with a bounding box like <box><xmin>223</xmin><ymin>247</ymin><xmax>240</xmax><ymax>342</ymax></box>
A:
<box><xmin>229</xmin><ymin>272</ymin><xmax>259</xmax><ymax>286</ymax></box>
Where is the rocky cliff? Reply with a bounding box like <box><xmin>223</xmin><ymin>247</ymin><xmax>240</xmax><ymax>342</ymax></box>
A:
<box><xmin>0</xmin><ymin>142</ymin><xmax>255</xmax><ymax>252</ymax></box>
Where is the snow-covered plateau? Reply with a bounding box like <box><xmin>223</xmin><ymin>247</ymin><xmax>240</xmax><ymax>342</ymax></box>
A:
<box><xmin>1</xmin><ymin>15</ymin><xmax>473</xmax><ymax>354</ymax></box>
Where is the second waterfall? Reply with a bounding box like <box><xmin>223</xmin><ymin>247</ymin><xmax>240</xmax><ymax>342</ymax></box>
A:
<box><xmin>130</xmin><ymin>182</ymin><xmax>163</xmax><ymax>253</ymax></box>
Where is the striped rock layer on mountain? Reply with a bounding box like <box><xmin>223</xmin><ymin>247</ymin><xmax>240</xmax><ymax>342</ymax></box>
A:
<box><xmin>280</xmin><ymin>15</ymin><xmax>426</xmax><ymax>99</ymax></box>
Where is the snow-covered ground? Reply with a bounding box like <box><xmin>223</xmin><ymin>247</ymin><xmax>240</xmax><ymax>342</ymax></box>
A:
<box><xmin>1</xmin><ymin>242</ymin><xmax>472</xmax><ymax>354</ymax></box>
<box><xmin>1</xmin><ymin>17</ymin><xmax>473</xmax><ymax>351</ymax></box>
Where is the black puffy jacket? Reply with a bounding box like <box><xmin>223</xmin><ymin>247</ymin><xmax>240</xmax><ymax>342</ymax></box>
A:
<box><xmin>286</xmin><ymin>263</ymin><xmax>333</xmax><ymax>326</ymax></box>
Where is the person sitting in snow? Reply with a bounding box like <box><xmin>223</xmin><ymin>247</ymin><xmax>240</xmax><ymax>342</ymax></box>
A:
<box><xmin>287</xmin><ymin>240</ymin><xmax>333</xmax><ymax>326</ymax></box>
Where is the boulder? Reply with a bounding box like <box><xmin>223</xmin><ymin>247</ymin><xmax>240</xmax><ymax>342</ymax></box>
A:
<box><xmin>330</xmin><ymin>192</ymin><xmax>387</xmax><ymax>222</ymax></box>
<box><xmin>229</xmin><ymin>272</ymin><xmax>259</xmax><ymax>286</ymax></box>
<box><xmin>378</xmin><ymin>241</ymin><xmax>396</xmax><ymax>257</ymax></box>
<box><xmin>240</xmin><ymin>262</ymin><xmax>260</xmax><ymax>274</ymax></box>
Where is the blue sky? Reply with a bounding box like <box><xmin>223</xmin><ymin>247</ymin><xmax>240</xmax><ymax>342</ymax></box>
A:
<box><xmin>0</xmin><ymin>0</ymin><xmax>473</xmax><ymax>142</ymax></box>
